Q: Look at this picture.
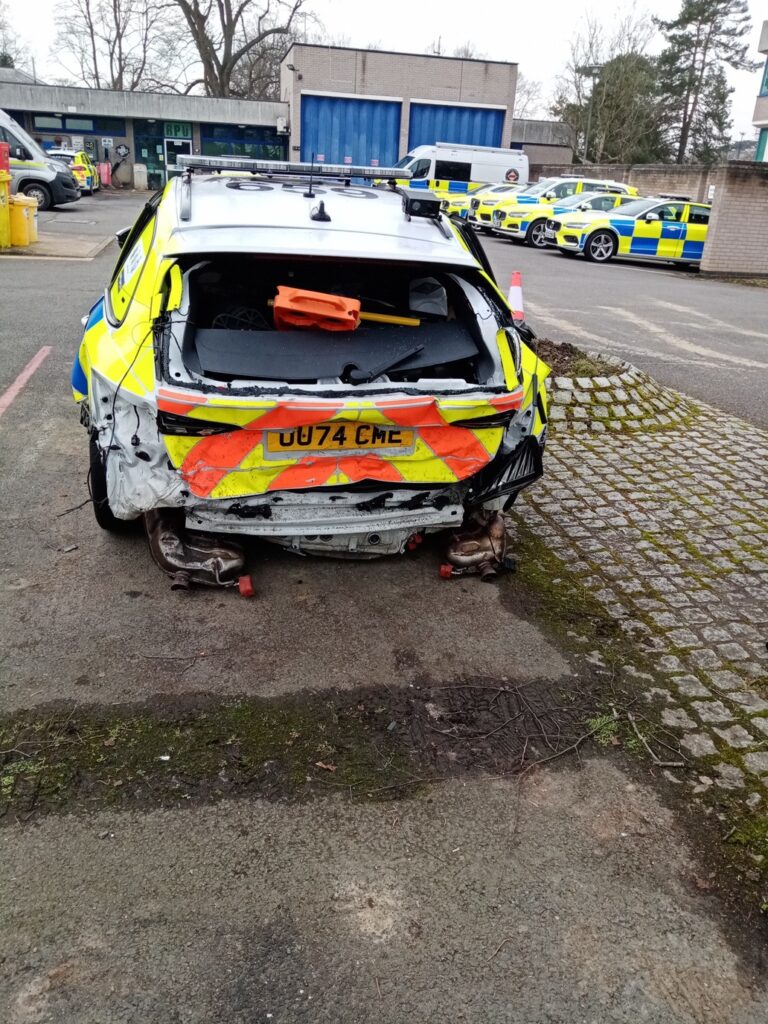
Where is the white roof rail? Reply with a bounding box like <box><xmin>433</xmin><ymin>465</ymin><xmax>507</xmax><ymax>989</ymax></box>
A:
<box><xmin>177</xmin><ymin>154</ymin><xmax>409</xmax><ymax>180</ymax></box>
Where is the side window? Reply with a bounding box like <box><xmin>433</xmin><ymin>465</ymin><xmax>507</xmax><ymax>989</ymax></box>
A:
<box><xmin>552</xmin><ymin>181</ymin><xmax>578</xmax><ymax>198</ymax></box>
<box><xmin>107</xmin><ymin>193</ymin><xmax>162</xmax><ymax>323</ymax></box>
<box><xmin>687</xmin><ymin>206</ymin><xmax>710</xmax><ymax>225</ymax></box>
<box><xmin>409</xmin><ymin>158</ymin><xmax>430</xmax><ymax>179</ymax></box>
<box><xmin>656</xmin><ymin>203</ymin><xmax>685</xmax><ymax>222</ymax></box>
<box><xmin>434</xmin><ymin>160</ymin><xmax>471</xmax><ymax>182</ymax></box>
<box><xmin>592</xmin><ymin>194</ymin><xmax>618</xmax><ymax>211</ymax></box>
<box><xmin>5</xmin><ymin>129</ymin><xmax>27</xmax><ymax>157</ymax></box>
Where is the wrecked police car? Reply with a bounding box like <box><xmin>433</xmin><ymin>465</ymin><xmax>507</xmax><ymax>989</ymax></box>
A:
<box><xmin>71</xmin><ymin>156</ymin><xmax>549</xmax><ymax>588</ymax></box>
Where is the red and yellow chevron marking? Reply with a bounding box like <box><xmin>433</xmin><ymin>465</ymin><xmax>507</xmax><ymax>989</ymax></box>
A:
<box><xmin>160</xmin><ymin>388</ymin><xmax>524</xmax><ymax>499</ymax></box>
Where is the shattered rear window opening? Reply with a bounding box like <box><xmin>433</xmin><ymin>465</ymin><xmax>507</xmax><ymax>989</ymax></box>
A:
<box><xmin>160</xmin><ymin>254</ymin><xmax>508</xmax><ymax>392</ymax></box>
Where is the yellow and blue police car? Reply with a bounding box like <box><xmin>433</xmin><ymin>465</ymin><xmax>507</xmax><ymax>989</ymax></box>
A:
<box><xmin>71</xmin><ymin>155</ymin><xmax>549</xmax><ymax>580</ymax></box>
<box><xmin>443</xmin><ymin>182</ymin><xmax>522</xmax><ymax>218</ymax></box>
<box><xmin>548</xmin><ymin>197</ymin><xmax>711</xmax><ymax>264</ymax></box>
<box><xmin>468</xmin><ymin>176</ymin><xmax>636</xmax><ymax>233</ymax></box>
<box><xmin>48</xmin><ymin>149</ymin><xmax>100</xmax><ymax>194</ymax></box>
<box><xmin>492</xmin><ymin>191</ymin><xmax>638</xmax><ymax>248</ymax></box>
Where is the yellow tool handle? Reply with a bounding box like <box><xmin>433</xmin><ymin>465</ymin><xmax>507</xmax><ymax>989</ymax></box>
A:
<box><xmin>267</xmin><ymin>298</ymin><xmax>420</xmax><ymax>328</ymax></box>
<box><xmin>359</xmin><ymin>311</ymin><xmax>420</xmax><ymax>326</ymax></box>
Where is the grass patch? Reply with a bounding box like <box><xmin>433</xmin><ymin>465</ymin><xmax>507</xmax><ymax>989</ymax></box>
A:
<box><xmin>588</xmin><ymin>713</ymin><xmax>621</xmax><ymax>747</ymax></box>
<box><xmin>0</xmin><ymin>695</ymin><xmax>416</xmax><ymax>819</ymax></box>
<box><xmin>536</xmin><ymin>338</ymin><xmax>619</xmax><ymax>379</ymax></box>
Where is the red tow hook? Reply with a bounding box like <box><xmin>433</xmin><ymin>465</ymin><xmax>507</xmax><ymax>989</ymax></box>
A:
<box><xmin>406</xmin><ymin>532</ymin><xmax>424</xmax><ymax>552</ymax></box>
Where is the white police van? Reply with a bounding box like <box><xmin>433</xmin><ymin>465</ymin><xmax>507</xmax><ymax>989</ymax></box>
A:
<box><xmin>393</xmin><ymin>142</ymin><xmax>529</xmax><ymax>196</ymax></box>
<box><xmin>0</xmin><ymin>108</ymin><xmax>81</xmax><ymax>210</ymax></box>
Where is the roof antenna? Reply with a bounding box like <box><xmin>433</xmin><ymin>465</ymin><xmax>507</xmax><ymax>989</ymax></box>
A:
<box><xmin>304</xmin><ymin>152</ymin><xmax>316</xmax><ymax>199</ymax></box>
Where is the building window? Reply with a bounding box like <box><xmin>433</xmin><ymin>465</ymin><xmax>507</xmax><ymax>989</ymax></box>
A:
<box><xmin>757</xmin><ymin>128</ymin><xmax>768</xmax><ymax>163</ymax></box>
<box><xmin>761</xmin><ymin>58</ymin><xmax>768</xmax><ymax>97</ymax></box>
<box><xmin>65</xmin><ymin>118</ymin><xmax>94</xmax><ymax>131</ymax></box>
<box><xmin>32</xmin><ymin>113</ymin><xmax>126</xmax><ymax>135</ymax></box>
<box><xmin>200</xmin><ymin>122</ymin><xmax>286</xmax><ymax>160</ymax></box>
<box><xmin>33</xmin><ymin>115</ymin><xmax>63</xmax><ymax>130</ymax></box>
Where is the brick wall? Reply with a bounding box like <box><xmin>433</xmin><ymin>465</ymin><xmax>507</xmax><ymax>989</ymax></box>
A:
<box><xmin>281</xmin><ymin>45</ymin><xmax>517</xmax><ymax>158</ymax></box>
<box><xmin>528</xmin><ymin>162</ymin><xmax>716</xmax><ymax>202</ymax></box>
<box><xmin>701</xmin><ymin>162</ymin><xmax>768</xmax><ymax>277</ymax></box>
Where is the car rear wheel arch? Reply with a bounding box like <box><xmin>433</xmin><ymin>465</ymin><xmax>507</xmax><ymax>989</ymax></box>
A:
<box><xmin>89</xmin><ymin>431</ymin><xmax>140</xmax><ymax>532</ymax></box>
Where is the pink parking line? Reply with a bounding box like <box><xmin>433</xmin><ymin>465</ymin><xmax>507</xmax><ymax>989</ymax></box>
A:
<box><xmin>0</xmin><ymin>346</ymin><xmax>53</xmax><ymax>419</ymax></box>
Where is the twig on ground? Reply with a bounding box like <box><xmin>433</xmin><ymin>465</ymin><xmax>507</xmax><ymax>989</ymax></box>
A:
<box><xmin>479</xmin><ymin>712</ymin><xmax>526</xmax><ymax>741</ymax></box>
<box><xmin>487</xmin><ymin>936</ymin><xmax>513</xmax><ymax>962</ymax></box>
<box><xmin>627</xmin><ymin>712</ymin><xmax>685</xmax><ymax>768</ymax></box>
<box><xmin>364</xmin><ymin>777</ymin><xmax>428</xmax><ymax>796</ymax></box>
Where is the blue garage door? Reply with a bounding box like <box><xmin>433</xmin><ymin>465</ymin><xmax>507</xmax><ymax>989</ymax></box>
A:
<box><xmin>300</xmin><ymin>95</ymin><xmax>401</xmax><ymax>167</ymax></box>
<box><xmin>408</xmin><ymin>104</ymin><xmax>504</xmax><ymax>149</ymax></box>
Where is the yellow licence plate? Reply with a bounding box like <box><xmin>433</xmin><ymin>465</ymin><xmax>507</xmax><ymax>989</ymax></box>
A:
<box><xmin>265</xmin><ymin>422</ymin><xmax>415</xmax><ymax>455</ymax></box>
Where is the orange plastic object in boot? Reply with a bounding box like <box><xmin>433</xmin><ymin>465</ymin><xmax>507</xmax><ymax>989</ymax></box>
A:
<box><xmin>273</xmin><ymin>287</ymin><xmax>360</xmax><ymax>332</ymax></box>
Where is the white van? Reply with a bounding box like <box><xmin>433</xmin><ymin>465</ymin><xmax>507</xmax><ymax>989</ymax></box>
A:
<box><xmin>0</xmin><ymin>108</ymin><xmax>81</xmax><ymax>210</ymax></box>
<box><xmin>393</xmin><ymin>142</ymin><xmax>529</xmax><ymax>196</ymax></box>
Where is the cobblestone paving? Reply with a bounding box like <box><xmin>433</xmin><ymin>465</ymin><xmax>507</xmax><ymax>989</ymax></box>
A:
<box><xmin>515</xmin><ymin>404</ymin><xmax>768</xmax><ymax>796</ymax></box>
<box><xmin>547</xmin><ymin>364</ymin><xmax>697</xmax><ymax>433</ymax></box>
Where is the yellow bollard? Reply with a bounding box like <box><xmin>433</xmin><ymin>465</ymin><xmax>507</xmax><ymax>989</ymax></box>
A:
<box><xmin>0</xmin><ymin>172</ymin><xmax>10</xmax><ymax>249</ymax></box>
<box><xmin>9</xmin><ymin>195</ymin><xmax>31</xmax><ymax>247</ymax></box>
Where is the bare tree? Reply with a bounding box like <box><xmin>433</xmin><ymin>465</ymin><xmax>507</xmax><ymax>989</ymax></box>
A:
<box><xmin>0</xmin><ymin>0</ymin><xmax>27</xmax><ymax>68</ymax></box>
<box><xmin>53</xmin><ymin>0</ymin><xmax>189</xmax><ymax>90</ymax></box>
<box><xmin>514</xmin><ymin>74</ymin><xmax>543</xmax><ymax>120</ymax></box>
<box><xmin>452</xmin><ymin>41</ymin><xmax>487</xmax><ymax>59</ymax></box>
<box><xmin>171</xmin><ymin>0</ymin><xmax>306</xmax><ymax>98</ymax></box>
<box><xmin>550</xmin><ymin>14</ymin><xmax>667</xmax><ymax>164</ymax></box>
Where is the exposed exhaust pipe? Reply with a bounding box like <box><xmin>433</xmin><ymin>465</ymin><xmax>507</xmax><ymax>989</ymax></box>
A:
<box><xmin>144</xmin><ymin>508</ymin><xmax>246</xmax><ymax>589</ymax></box>
<box><xmin>440</xmin><ymin>512</ymin><xmax>514</xmax><ymax>581</ymax></box>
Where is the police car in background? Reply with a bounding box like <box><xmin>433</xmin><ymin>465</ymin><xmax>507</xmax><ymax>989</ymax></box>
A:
<box><xmin>493</xmin><ymin>190</ymin><xmax>637</xmax><ymax>247</ymax></box>
<box><xmin>548</xmin><ymin>197</ymin><xmax>711</xmax><ymax>265</ymax></box>
<box><xmin>443</xmin><ymin>182</ymin><xmax>522</xmax><ymax>218</ymax></box>
<box><xmin>468</xmin><ymin>176</ymin><xmax>636</xmax><ymax>233</ymax></box>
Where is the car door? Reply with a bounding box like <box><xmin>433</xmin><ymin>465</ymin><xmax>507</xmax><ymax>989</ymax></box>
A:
<box><xmin>630</xmin><ymin>202</ymin><xmax>685</xmax><ymax>260</ymax></box>
<box><xmin>681</xmin><ymin>204</ymin><xmax>709</xmax><ymax>262</ymax></box>
<box><xmin>80</xmin><ymin>153</ymin><xmax>94</xmax><ymax>190</ymax></box>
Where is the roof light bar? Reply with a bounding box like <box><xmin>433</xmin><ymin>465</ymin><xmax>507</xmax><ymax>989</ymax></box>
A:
<box><xmin>177</xmin><ymin>154</ymin><xmax>410</xmax><ymax>180</ymax></box>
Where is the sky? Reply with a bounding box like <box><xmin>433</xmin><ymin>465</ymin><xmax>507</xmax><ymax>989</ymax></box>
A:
<box><xmin>5</xmin><ymin>0</ymin><xmax>766</xmax><ymax>139</ymax></box>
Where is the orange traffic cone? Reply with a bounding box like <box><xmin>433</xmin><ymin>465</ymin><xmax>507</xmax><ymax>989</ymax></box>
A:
<box><xmin>507</xmin><ymin>271</ymin><xmax>525</xmax><ymax>323</ymax></box>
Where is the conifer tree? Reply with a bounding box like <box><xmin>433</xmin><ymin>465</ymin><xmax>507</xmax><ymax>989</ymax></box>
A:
<box><xmin>655</xmin><ymin>0</ymin><xmax>759</xmax><ymax>163</ymax></box>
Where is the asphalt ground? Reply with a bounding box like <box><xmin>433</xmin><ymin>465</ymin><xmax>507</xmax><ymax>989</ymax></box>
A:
<box><xmin>483</xmin><ymin>231</ymin><xmax>768</xmax><ymax>430</ymax></box>
<box><xmin>2</xmin><ymin>193</ymin><xmax>768</xmax><ymax>1021</ymax></box>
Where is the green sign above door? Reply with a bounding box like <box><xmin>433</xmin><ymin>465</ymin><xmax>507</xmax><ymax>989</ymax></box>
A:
<box><xmin>164</xmin><ymin>122</ymin><xmax>192</xmax><ymax>139</ymax></box>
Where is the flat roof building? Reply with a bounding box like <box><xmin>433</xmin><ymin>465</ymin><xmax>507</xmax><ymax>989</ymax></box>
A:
<box><xmin>0</xmin><ymin>70</ymin><xmax>288</xmax><ymax>188</ymax></box>
<box><xmin>0</xmin><ymin>47</ymin><xmax>570</xmax><ymax>188</ymax></box>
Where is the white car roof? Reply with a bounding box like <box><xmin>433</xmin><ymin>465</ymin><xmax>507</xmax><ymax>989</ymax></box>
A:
<box><xmin>48</xmin><ymin>149</ymin><xmax>78</xmax><ymax>155</ymax></box>
<box><xmin>161</xmin><ymin>175</ymin><xmax>479</xmax><ymax>267</ymax></box>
